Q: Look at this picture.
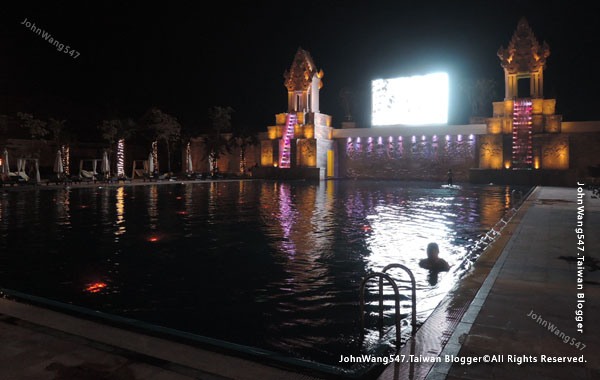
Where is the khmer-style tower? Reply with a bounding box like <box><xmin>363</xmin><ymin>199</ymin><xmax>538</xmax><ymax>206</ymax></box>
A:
<box><xmin>497</xmin><ymin>17</ymin><xmax>550</xmax><ymax>100</ymax></box>
<box><xmin>259</xmin><ymin>48</ymin><xmax>335</xmax><ymax>179</ymax></box>
<box><xmin>283</xmin><ymin>48</ymin><xmax>324</xmax><ymax>113</ymax></box>
<box><xmin>480</xmin><ymin>18</ymin><xmax>567</xmax><ymax>172</ymax></box>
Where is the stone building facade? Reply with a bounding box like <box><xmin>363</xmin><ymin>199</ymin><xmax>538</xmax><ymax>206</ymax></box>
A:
<box><xmin>191</xmin><ymin>19</ymin><xmax>600</xmax><ymax>185</ymax></box>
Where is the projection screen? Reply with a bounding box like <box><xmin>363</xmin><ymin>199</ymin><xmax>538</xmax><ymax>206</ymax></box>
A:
<box><xmin>372</xmin><ymin>72</ymin><xmax>448</xmax><ymax>126</ymax></box>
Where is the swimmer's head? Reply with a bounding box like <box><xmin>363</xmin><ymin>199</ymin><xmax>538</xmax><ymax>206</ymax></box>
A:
<box><xmin>427</xmin><ymin>242</ymin><xmax>439</xmax><ymax>260</ymax></box>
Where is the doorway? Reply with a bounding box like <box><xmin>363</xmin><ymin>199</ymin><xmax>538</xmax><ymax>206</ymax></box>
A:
<box><xmin>327</xmin><ymin>150</ymin><xmax>334</xmax><ymax>178</ymax></box>
<box><xmin>517</xmin><ymin>77</ymin><xmax>531</xmax><ymax>98</ymax></box>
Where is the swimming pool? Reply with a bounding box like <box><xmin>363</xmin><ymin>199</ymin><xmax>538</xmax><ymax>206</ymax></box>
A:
<box><xmin>0</xmin><ymin>180</ymin><xmax>529</xmax><ymax>368</ymax></box>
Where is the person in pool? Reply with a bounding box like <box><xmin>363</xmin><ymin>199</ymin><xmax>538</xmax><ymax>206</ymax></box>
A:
<box><xmin>419</xmin><ymin>242</ymin><xmax>450</xmax><ymax>272</ymax></box>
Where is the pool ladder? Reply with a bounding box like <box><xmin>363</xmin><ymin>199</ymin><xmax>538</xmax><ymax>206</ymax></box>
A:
<box><xmin>359</xmin><ymin>264</ymin><xmax>417</xmax><ymax>349</ymax></box>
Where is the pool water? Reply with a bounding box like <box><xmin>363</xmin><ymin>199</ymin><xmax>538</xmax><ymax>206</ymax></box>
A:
<box><xmin>0</xmin><ymin>180</ymin><xmax>528</xmax><ymax>366</ymax></box>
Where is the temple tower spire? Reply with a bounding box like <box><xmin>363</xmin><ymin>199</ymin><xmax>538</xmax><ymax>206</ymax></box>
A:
<box><xmin>497</xmin><ymin>17</ymin><xmax>550</xmax><ymax>99</ymax></box>
<box><xmin>283</xmin><ymin>47</ymin><xmax>324</xmax><ymax>113</ymax></box>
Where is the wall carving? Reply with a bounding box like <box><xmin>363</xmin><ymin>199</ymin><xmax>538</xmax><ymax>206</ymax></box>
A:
<box><xmin>342</xmin><ymin>137</ymin><xmax>476</xmax><ymax>181</ymax></box>
<box><xmin>540</xmin><ymin>135</ymin><xmax>569</xmax><ymax>169</ymax></box>
<box><xmin>261</xmin><ymin>140</ymin><xmax>274</xmax><ymax>166</ymax></box>
<box><xmin>479</xmin><ymin>135</ymin><xmax>503</xmax><ymax>169</ymax></box>
<box><xmin>297</xmin><ymin>139</ymin><xmax>316</xmax><ymax>167</ymax></box>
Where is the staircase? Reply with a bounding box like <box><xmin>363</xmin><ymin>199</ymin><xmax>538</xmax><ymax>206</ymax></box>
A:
<box><xmin>512</xmin><ymin>99</ymin><xmax>533</xmax><ymax>169</ymax></box>
<box><xmin>279</xmin><ymin>113</ymin><xmax>297</xmax><ymax>168</ymax></box>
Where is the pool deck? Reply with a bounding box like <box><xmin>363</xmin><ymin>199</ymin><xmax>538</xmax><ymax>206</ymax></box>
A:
<box><xmin>378</xmin><ymin>186</ymin><xmax>600</xmax><ymax>380</ymax></box>
<box><xmin>0</xmin><ymin>298</ymin><xmax>322</xmax><ymax>380</ymax></box>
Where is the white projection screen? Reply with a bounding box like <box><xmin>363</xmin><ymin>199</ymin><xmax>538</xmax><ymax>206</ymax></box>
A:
<box><xmin>372</xmin><ymin>72</ymin><xmax>449</xmax><ymax>126</ymax></box>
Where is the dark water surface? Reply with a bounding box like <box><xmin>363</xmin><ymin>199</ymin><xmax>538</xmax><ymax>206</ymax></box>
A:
<box><xmin>0</xmin><ymin>180</ymin><xmax>529</xmax><ymax>365</ymax></box>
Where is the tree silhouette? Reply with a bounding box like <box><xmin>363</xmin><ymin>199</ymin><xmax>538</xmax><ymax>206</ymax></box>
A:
<box><xmin>17</xmin><ymin>112</ymin><xmax>49</xmax><ymax>157</ymax></box>
<box><xmin>460</xmin><ymin>78</ymin><xmax>498</xmax><ymax>117</ymax></box>
<box><xmin>202</xmin><ymin>106</ymin><xmax>234</xmax><ymax>175</ymax></box>
<box><xmin>339</xmin><ymin>87</ymin><xmax>356</xmax><ymax>121</ymax></box>
<box><xmin>141</xmin><ymin>108</ymin><xmax>181</xmax><ymax>174</ymax></box>
<box><xmin>231</xmin><ymin>125</ymin><xmax>258</xmax><ymax>174</ymax></box>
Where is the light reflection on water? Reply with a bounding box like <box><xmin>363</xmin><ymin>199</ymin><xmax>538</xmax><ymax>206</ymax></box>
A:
<box><xmin>0</xmin><ymin>180</ymin><xmax>529</xmax><ymax>366</ymax></box>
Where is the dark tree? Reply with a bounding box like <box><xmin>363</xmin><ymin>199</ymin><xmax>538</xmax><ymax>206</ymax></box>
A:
<box><xmin>202</xmin><ymin>106</ymin><xmax>234</xmax><ymax>175</ymax></box>
<box><xmin>231</xmin><ymin>125</ymin><xmax>258</xmax><ymax>174</ymax></box>
<box><xmin>17</xmin><ymin>112</ymin><xmax>49</xmax><ymax>157</ymax></box>
<box><xmin>460</xmin><ymin>79</ymin><xmax>498</xmax><ymax>117</ymax></box>
<box><xmin>141</xmin><ymin>108</ymin><xmax>182</xmax><ymax>174</ymax></box>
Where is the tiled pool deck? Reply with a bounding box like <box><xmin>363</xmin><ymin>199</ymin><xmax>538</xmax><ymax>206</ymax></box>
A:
<box><xmin>0</xmin><ymin>298</ymin><xmax>321</xmax><ymax>380</ymax></box>
<box><xmin>1</xmin><ymin>185</ymin><xmax>598</xmax><ymax>379</ymax></box>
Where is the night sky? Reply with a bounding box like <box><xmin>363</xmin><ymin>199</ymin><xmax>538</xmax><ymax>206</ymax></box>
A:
<box><xmin>1</xmin><ymin>1</ymin><xmax>599</xmax><ymax>139</ymax></box>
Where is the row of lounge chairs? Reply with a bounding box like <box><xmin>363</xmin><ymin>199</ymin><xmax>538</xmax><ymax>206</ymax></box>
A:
<box><xmin>0</xmin><ymin>171</ymin><xmax>135</xmax><ymax>187</ymax></box>
<box><xmin>2</xmin><ymin>170</ymin><xmax>231</xmax><ymax>187</ymax></box>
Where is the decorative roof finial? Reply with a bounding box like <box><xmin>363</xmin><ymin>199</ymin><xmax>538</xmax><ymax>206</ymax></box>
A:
<box><xmin>497</xmin><ymin>17</ymin><xmax>550</xmax><ymax>74</ymax></box>
<box><xmin>283</xmin><ymin>47</ymin><xmax>322</xmax><ymax>91</ymax></box>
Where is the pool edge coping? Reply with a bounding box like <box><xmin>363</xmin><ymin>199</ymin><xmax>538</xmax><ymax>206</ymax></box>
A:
<box><xmin>0</xmin><ymin>288</ymin><xmax>385</xmax><ymax>379</ymax></box>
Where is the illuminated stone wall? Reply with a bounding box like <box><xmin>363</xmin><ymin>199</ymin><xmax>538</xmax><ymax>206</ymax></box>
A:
<box><xmin>478</xmin><ymin>135</ymin><xmax>503</xmax><ymax>169</ymax></box>
<box><xmin>488</xmin><ymin>99</ymin><xmax>559</xmax><ymax>136</ymax></box>
<box><xmin>532</xmin><ymin>134</ymin><xmax>569</xmax><ymax>170</ymax></box>
<box><xmin>268</xmin><ymin>112</ymin><xmax>331</xmax><ymax>141</ymax></box>
<box><xmin>260</xmin><ymin>140</ymin><xmax>274</xmax><ymax>167</ymax></box>
<box><xmin>261</xmin><ymin>111</ymin><xmax>333</xmax><ymax>178</ymax></box>
<box><xmin>296</xmin><ymin>139</ymin><xmax>316</xmax><ymax>167</ymax></box>
<box><xmin>339</xmin><ymin>135</ymin><xmax>477</xmax><ymax>181</ymax></box>
<box><xmin>317</xmin><ymin>138</ymin><xmax>335</xmax><ymax>178</ymax></box>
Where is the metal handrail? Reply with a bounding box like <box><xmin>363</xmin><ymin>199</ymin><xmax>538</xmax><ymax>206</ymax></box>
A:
<box><xmin>381</xmin><ymin>264</ymin><xmax>417</xmax><ymax>332</ymax></box>
<box><xmin>359</xmin><ymin>265</ymin><xmax>417</xmax><ymax>350</ymax></box>
<box><xmin>359</xmin><ymin>272</ymin><xmax>402</xmax><ymax>347</ymax></box>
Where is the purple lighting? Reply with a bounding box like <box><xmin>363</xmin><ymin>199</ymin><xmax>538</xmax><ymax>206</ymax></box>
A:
<box><xmin>469</xmin><ymin>134</ymin><xmax>474</xmax><ymax>140</ymax></box>
<box><xmin>389</xmin><ymin>136</ymin><xmax>393</xmax><ymax>142</ymax></box>
<box><xmin>377</xmin><ymin>136</ymin><xmax>383</xmax><ymax>144</ymax></box>
<box><xmin>512</xmin><ymin>99</ymin><xmax>533</xmax><ymax>167</ymax></box>
<box><xmin>357</xmin><ymin>137</ymin><xmax>361</xmax><ymax>143</ymax></box>
<box><xmin>279</xmin><ymin>113</ymin><xmax>297</xmax><ymax>168</ymax></box>
<box><xmin>411</xmin><ymin>136</ymin><xmax>416</xmax><ymax>143</ymax></box>
<box><xmin>457</xmin><ymin>134</ymin><xmax>462</xmax><ymax>142</ymax></box>
<box><xmin>347</xmin><ymin>137</ymin><xmax>352</xmax><ymax>142</ymax></box>
<box><xmin>446</xmin><ymin>135</ymin><xmax>451</xmax><ymax>141</ymax></box>
<box><xmin>421</xmin><ymin>135</ymin><xmax>426</xmax><ymax>141</ymax></box>
<box><xmin>433</xmin><ymin>135</ymin><xmax>438</xmax><ymax>142</ymax></box>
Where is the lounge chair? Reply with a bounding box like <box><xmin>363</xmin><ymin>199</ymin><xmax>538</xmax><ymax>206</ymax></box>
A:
<box><xmin>80</xmin><ymin>170</ymin><xmax>98</xmax><ymax>182</ymax></box>
<box><xmin>1</xmin><ymin>172</ymin><xmax>23</xmax><ymax>186</ymax></box>
<box><xmin>134</xmin><ymin>169</ymin><xmax>155</xmax><ymax>182</ymax></box>
<box><xmin>183</xmin><ymin>172</ymin><xmax>202</xmax><ymax>180</ymax></box>
<box><xmin>17</xmin><ymin>172</ymin><xmax>30</xmax><ymax>184</ymax></box>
